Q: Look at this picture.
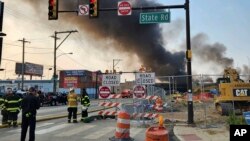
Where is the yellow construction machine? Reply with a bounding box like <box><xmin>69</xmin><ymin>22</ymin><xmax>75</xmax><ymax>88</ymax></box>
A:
<box><xmin>215</xmin><ymin>67</ymin><xmax>250</xmax><ymax>115</ymax></box>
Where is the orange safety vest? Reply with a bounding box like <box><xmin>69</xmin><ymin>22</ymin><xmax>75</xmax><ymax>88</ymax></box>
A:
<box><xmin>67</xmin><ymin>92</ymin><xmax>78</xmax><ymax>108</ymax></box>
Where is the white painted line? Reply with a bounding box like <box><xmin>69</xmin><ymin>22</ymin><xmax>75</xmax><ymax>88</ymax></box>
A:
<box><xmin>56</xmin><ymin>125</ymin><xmax>95</xmax><ymax>137</ymax></box>
<box><xmin>36</xmin><ymin>123</ymin><xmax>70</xmax><ymax>135</ymax></box>
<box><xmin>130</xmin><ymin>128</ymin><xmax>144</xmax><ymax>137</ymax></box>
<box><xmin>8</xmin><ymin>122</ymin><xmax>54</xmax><ymax>133</ymax></box>
<box><xmin>83</xmin><ymin>127</ymin><xmax>114</xmax><ymax>139</ymax></box>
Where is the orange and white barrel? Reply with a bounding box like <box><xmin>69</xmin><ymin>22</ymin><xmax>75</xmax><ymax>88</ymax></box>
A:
<box><xmin>115</xmin><ymin>111</ymin><xmax>130</xmax><ymax>139</ymax></box>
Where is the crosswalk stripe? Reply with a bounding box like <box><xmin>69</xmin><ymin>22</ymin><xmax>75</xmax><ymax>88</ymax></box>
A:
<box><xmin>130</xmin><ymin>128</ymin><xmax>144</xmax><ymax>137</ymax></box>
<box><xmin>8</xmin><ymin>122</ymin><xmax>54</xmax><ymax>133</ymax></box>
<box><xmin>55</xmin><ymin>124</ymin><xmax>96</xmax><ymax>137</ymax></box>
<box><xmin>83</xmin><ymin>127</ymin><xmax>114</xmax><ymax>139</ymax></box>
<box><xmin>0</xmin><ymin>133</ymin><xmax>19</xmax><ymax>141</ymax></box>
<box><xmin>36</xmin><ymin>123</ymin><xmax>70</xmax><ymax>135</ymax></box>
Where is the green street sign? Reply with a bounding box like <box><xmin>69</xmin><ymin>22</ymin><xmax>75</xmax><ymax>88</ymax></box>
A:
<box><xmin>139</xmin><ymin>11</ymin><xmax>171</xmax><ymax>24</ymax></box>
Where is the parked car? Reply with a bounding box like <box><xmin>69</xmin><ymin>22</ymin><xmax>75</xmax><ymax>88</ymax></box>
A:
<box><xmin>121</xmin><ymin>89</ymin><xmax>132</xmax><ymax>98</ymax></box>
<box><xmin>15</xmin><ymin>90</ymin><xmax>27</xmax><ymax>99</ymax></box>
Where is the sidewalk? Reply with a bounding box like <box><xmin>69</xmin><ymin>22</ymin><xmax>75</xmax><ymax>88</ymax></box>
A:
<box><xmin>174</xmin><ymin>124</ymin><xmax>229</xmax><ymax>141</ymax></box>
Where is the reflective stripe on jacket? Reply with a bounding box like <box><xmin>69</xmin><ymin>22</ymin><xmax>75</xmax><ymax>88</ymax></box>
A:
<box><xmin>67</xmin><ymin>93</ymin><xmax>78</xmax><ymax>108</ymax></box>
<box><xmin>4</xmin><ymin>95</ymin><xmax>21</xmax><ymax>112</ymax></box>
<box><xmin>81</xmin><ymin>95</ymin><xmax>90</xmax><ymax>107</ymax></box>
<box><xmin>0</xmin><ymin>97</ymin><xmax>4</xmax><ymax>110</ymax></box>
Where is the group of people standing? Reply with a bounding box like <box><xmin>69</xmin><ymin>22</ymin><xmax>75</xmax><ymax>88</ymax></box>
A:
<box><xmin>0</xmin><ymin>87</ymin><xmax>90</xmax><ymax>141</ymax></box>
<box><xmin>67</xmin><ymin>88</ymin><xmax>90</xmax><ymax>123</ymax></box>
<box><xmin>0</xmin><ymin>87</ymin><xmax>40</xmax><ymax>141</ymax></box>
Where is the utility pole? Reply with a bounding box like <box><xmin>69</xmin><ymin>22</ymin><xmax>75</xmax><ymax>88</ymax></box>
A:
<box><xmin>51</xmin><ymin>30</ymin><xmax>77</xmax><ymax>95</ymax></box>
<box><xmin>112</xmin><ymin>59</ymin><xmax>121</xmax><ymax>94</ymax></box>
<box><xmin>18</xmin><ymin>38</ymin><xmax>30</xmax><ymax>90</ymax></box>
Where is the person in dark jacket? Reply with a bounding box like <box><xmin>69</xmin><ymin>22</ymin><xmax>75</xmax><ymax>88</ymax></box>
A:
<box><xmin>80</xmin><ymin>88</ymin><xmax>90</xmax><ymax>121</ymax></box>
<box><xmin>4</xmin><ymin>88</ymin><xmax>22</xmax><ymax>127</ymax></box>
<box><xmin>20</xmin><ymin>87</ymin><xmax>40</xmax><ymax>141</ymax></box>
<box><xmin>0</xmin><ymin>90</ymin><xmax>8</xmax><ymax>125</ymax></box>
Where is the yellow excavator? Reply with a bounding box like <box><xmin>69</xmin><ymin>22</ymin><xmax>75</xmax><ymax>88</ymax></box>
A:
<box><xmin>215</xmin><ymin>67</ymin><xmax>250</xmax><ymax>115</ymax></box>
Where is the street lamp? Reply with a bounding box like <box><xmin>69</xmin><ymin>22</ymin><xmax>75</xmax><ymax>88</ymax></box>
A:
<box><xmin>52</xmin><ymin>30</ymin><xmax>77</xmax><ymax>95</ymax></box>
<box><xmin>56</xmin><ymin>52</ymin><xmax>73</xmax><ymax>59</ymax></box>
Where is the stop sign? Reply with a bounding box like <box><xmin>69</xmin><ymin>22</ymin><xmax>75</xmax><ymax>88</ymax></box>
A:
<box><xmin>99</xmin><ymin>86</ymin><xmax>111</xmax><ymax>99</ymax></box>
<box><xmin>118</xmin><ymin>1</ymin><xmax>132</xmax><ymax>16</ymax></box>
<box><xmin>133</xmin><ymin>85</ymin><xmax>146</xmax><ymax>98</ymax></box>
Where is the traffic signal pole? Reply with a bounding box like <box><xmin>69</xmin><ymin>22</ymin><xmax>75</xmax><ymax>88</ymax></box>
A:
<box><xmin>53</xmin><ymin>0</ymin><xmax>194</xmax><ymax>124</ymax></box>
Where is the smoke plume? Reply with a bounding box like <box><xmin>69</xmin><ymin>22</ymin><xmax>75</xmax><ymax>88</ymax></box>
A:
<box><xmin>25</xmin><ymin>0</ymin><xmax>250</xmax><ymax>78</ymax></box>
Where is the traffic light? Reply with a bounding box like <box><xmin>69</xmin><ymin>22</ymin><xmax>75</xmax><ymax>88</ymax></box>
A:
<box><xmin>89</xmin><ymin>0</ymin><xmax>98</xmax><ymax>18</ymax></box>
<box><xmin>48</xmin><ymin>0</ymin><xmax>58</xmax><ymax>20</ymax></box>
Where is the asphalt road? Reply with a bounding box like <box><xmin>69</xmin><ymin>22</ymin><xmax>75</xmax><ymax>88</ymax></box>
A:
<box><xmin>0</xmin><ymin>98</ymin><xmax>180</xmax><ymax>141</ymax></box>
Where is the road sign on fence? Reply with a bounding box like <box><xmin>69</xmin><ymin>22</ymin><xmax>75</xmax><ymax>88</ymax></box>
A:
<box><xmin>102</xmin><ymin>74</ymin><xmax>120</xmax><ymax>86</ymax></box>
<box><xmin>135</xmin><ymin>72</ymin><xmax>155</xmax><ymax>85</ymax></box>
<box><xmin>133</xmin><ymin>85</ymin><xmax>146</xmax><ymax>98</ymax></box>
<box><xmin>99</xmin><ymin>86</ymin><xmax>111</xmax><ymax>99</ymax></box>
<box><xmin>139</xmin><ymin>11</ymin><xmax>170</xmax><ymax>24</ymax></box>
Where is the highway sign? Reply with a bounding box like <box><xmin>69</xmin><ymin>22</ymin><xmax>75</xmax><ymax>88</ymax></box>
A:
<box><xmin>118</xmin><ymin>1</ymin><xmax>132</xmax><ymax>16</ymax></box>
<box><xmin>133</xmin><ymin>85</ymin><xmax>146</xmax><ymax>98</ymax></box>
<box><xmin>99</xmin><ymin>86</ymin><xmax>111</xmax><ymax>99</ymax></box>
<box><xmin>135</xmin><ymin>72</ymin><xmax>155</xmax><ymax>85</ymax></box>
<box><xmin>139</xmin><ymin>11</ymin><xmax>170</xmax><ymax>24</ymax></box>
<box><xmin>102</xmin><ymin>74</ymin><xmax>120</xmax><ymax>86</ymax></box>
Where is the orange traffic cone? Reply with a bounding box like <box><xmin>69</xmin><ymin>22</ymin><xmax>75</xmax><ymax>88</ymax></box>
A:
<box><xmin>109</xmin><ymin>111</ymin><xmax>133</xmax><ymax>141</ymax></box>
<box><xmin>145</xmin><ymin>115</ymin><xmax>169</xmax><ymax>141</ymax></box>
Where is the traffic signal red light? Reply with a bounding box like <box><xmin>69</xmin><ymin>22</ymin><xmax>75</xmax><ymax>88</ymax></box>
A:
<box><xmin>48</xmin><ymin>0</ymin><xmax>58</xmax><ymax>20</ymax></box>
<box><xmin>89</xmin><ymin>0</ymin><xmax>98</xmax><ymax>18</ymax></box>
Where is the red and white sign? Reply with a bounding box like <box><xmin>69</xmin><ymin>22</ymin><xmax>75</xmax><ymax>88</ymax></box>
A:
<box><xmin>118</xmin><ymin>1</ymin><xmax>132</xmax><ymax>16</ymax></box>
<box><xmin>133</xmin><ymin>85</ymin><xmax>146</xmax><ymax>98</ymax></box>
<box><xmin>78</xmin><ymin>5</ymin><xmax>89</xmax><ymax>16</ymax></box>
<box><xmin>99</xmin><ymin>86</ymin><xmax>111</xmax><ymax>99</ymax></box>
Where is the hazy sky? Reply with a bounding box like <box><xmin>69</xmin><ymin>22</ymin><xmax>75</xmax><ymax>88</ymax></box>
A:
<box><xmin>1</xmin><ymin>0</ymin><xmax>250</xmax><ymax>80</ymax></box>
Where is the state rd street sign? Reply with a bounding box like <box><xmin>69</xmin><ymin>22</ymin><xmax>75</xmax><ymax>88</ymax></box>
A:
<box><xmin>99</xmin><ymin>86</ymin><xmax>111</xmax><ymax>99</ymax></box>
<box><xmin>133</xmin><ymin>85</ymin><xmax>146</xmax><ymax>99</ymax></box>
<box><xmin>118</xmin><ymin>1</ymin><xmax>132</xmax><ymax>16</ymax></box>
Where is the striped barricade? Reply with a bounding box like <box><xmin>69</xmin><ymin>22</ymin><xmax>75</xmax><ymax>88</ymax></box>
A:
<box><xmin>109</xmin><ymin>94</ymin><xmax>122</xmax><ymax>99</ymax></box>
<box><xmin>145</xmin><ymin>95</ymin><xmax>159</xmax><ymax>100</ymax></box>
<box><xmin>131</xmin><ymin>113</ymin><xmax>159</xmax><ymax>119</ymax></box>
<box><xmin>99</xmin><ymin>102</ymin><xmax>121</xmax><ymax>107</ymax></box>
<box><xmin>98</xmin><ymin>110</ymin><xmax>117</xmax><ymax>116</ymax></box>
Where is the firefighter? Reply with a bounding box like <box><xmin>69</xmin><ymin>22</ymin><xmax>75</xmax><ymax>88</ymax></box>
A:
<box><xmin>67</xmin><ymin>87</ymin><xmax>78</xmax><ymax>123</ymax></box>
<box><xmin>20</xmin><ymin>87</ymin><xmax>40</xmax><ymax>141</ymax></box>
<box><xmin>80</xmin><ymin>88</ymin><xmax>90</xmax><ymax>121</ymax></box>
<box><xmin>0</xmin><ymin>92</ymin><xmax>8</xmax><ymax>125</ymax></box>
<box><xmin>4</xmin><ymin>88</ymin><xmax>22</xmax><ymax>127</ymax></box>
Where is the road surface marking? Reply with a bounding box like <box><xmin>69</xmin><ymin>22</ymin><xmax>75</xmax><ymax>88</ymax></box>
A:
<box><xmin>8</xmin><ymin>122</ymin><xmax>54</xmax><ymax>133</ymax></box>
<box><xmin>83</xmin><ymin>127</ymin><xmax>114</xmax><ymax>139</ymax></box>
<box><xmin>36</xmin><ymin>123</ymin><xmax>70</xmax><ymax>134</ymax></box>
<box><xmin>130</xmin><ymin>128</ymin><xmax>144</xmax><ymax>137</ymax></box>
<box><xmin>55</xmin><ymin>124</ymin><xmax>95</xmax><ymax>137</ymax></box>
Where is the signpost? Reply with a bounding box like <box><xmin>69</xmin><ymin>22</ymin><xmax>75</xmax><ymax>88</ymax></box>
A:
<box><xmin>102</xmin><ymin>74</ymin><xmax>120</xmax><ymax>86</ymax></box>
<box><xmin>139</xmin><ymin>11</ymin><xmax>171</xmax><ymax>24</ymax></box>
<box><xmin>118</xmin><ymin>1</ymin><xmax>132</xmax><ymax>16</ymax></box>
<box><xmin>135</xmin><ymin>72</ymin><xmax>155</xmax><ymax>85</ymax></box>
<box><xmin>133</xmin><ymin>85</ymin><xmax>146</xmax><ymax>98</ymax></box>
<box><xmin>99</xmin><ymin>86</ymin><xmax>111</xmax><ymax>99</ymax></box>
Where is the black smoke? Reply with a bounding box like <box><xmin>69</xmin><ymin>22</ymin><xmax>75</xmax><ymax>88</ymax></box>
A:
<box><xmin>26</xmin><ymin>0</ymin><xmax>186</xmax><ymax>76</ymax></box>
